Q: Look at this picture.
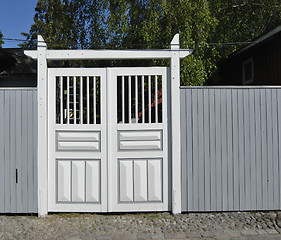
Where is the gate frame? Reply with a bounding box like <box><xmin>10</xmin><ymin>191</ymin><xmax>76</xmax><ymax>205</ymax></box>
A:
<box><xmin>24</xmin><ymin>34</ymin><xmax>192</xmax><ymax>216</ymax></box>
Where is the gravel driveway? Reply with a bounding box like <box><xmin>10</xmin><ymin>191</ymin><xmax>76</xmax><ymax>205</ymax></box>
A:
<box><xmin>1</xmin><ymin>211</ymin><xmax>281</xmax><ymax>239</ymax></box>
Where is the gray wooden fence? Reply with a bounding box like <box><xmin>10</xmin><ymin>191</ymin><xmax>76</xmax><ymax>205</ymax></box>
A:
<box><xmin>181</xmin><ymin>87</ymin><xmax>281</xmax><ymax>212</ymax></box>
<box><xmin>0</xmin><ymin>88</ymin><xmax>37</xmax><ymax>213</ymax></box>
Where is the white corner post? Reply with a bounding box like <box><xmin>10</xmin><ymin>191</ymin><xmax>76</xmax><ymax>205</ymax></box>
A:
<box><xmin>170</xmin><ymin>34</ymin><xmax>181</xmax><ymax>214</ymax></box>
<box><xmin>37</xmin><ymin>35</ymin><xmax>48</xmax><ymax>217</ymax></box>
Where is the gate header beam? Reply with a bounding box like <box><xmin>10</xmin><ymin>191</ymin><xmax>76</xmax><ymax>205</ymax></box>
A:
<box><xmin>25</xmin><ymin>49</ymin><xmax>192</xmax><ymax>60</ymax></box>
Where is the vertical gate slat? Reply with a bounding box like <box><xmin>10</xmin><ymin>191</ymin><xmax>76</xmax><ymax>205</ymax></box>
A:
<box><xmin>67</xmin><ymin>76</ymin><xmax>70</xmax><ymax>124</ymax></box>
<box><xmin>155</xmin><ymin>76</ymin><xmax>158</xmax><ymax>123</ymax></box>
<box><xmin>0</xmin><ymin>91</ymin><xmax>4</xmax><ymax>212</ymax></box>
<box><xmin>87</xmin><ymin>76</ymin><xmax>90</xmax><ymax>124</ymax></box>
<box><xmin>135</xmin><ymin>76</ymin><xmax>138</xmax><ymax>124</ymax></box>
<box><xmin>74</xmin><ymin>77</ymin><xmax>76</xmax><ymax>124</ymax></box>
<box><xmin>148</xmin><ymin>76</ymin><xmax>151</xmax><ymax>123</ymax></box>
<box><xmin>129</xmin><ymin>76</ymin><xmax>132</xmax><ymax>124</ymax></box>
<box><xmin>142</xmin><ymin>76</ymin><xmax>145</xmax><ymax>123</ymax></box>
<box><xmin>93</xmin><ymin>76</ymin><xmax>96</xmax><ymax>124</ymax></box>
<box><xmin>80</xmin><ymin>76</ymin><xmax>83</xmax><ymax>124</ymax></box>
<box><xmin>60</xmin><ymin>77</ymin><xmax>63</xmax><ymax>124</ymax></box>
<box><xmin>122</xmin><ymin>76</ymin><xmax>125</xmax><ymax>124</ymax></box>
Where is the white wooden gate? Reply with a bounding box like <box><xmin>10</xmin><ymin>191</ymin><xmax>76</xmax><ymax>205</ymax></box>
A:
<box><xmin>24</xmin><ymin>34</ymin><xmax>192</xmax><ymax>215</ymax></box>
<box><xmin>48</xmin><ymin>67</ymin><xmax>168</xmax><ymax>212</ymax></box>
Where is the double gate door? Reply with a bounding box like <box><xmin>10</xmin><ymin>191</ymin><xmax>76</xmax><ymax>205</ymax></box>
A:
<box><xmin>48</xmin><ymin>67</ymin><xmax>168</xmax><ymax>212</ymax></box>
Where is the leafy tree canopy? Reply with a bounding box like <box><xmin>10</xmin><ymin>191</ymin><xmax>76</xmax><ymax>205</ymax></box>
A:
<box><xmin>22</xmin><ymin>0</ymin><xmax>281</xmax><ymax>85</ymax></box>
<box><xmin>0</xmin><ymin>30</ymin><xmax>3</xmax><ymax>47</ymax></box>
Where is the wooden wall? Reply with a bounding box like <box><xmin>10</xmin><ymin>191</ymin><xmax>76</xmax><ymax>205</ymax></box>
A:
<box><xmin>181</xmin><ymin>87</ymin><xmax>281</xmax><ymax>212</ymax></box>
<box><xmin>0</xmin><ymin>88</ymin><xmax>37</xmax><ymax>213</ymax></box>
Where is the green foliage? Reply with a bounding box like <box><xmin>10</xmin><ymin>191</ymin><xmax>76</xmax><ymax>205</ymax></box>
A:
<box><xmin>22</xmin><ymin>0</ymin><xmax>281</xmax><ymax>85</ymax></box>
<box><xmin>0</xmin><ymin>30</ymin><xmax>3</xmax><ymax>47</ymax></box>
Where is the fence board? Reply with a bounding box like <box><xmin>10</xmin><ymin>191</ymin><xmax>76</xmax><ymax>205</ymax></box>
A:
<box><xmin>181</xmin><ymin>87</ymin><xmax>281</xmax><ymax>212</ymax></box>
<box><xmin>0</xmin><ymin>89</ymin><xmax>37</xmax><ymax>213</ymax></box>
<box><xmin>0</xmin><ymin>91</ymin><xmax>4</xmax><ymax>212</ymax></box>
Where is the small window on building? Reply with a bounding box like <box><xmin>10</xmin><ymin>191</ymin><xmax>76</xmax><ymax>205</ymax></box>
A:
<box><xmin>242</xmin><ymin>58</ymin><xmax>254</xmax><ymax>84</ymax></box>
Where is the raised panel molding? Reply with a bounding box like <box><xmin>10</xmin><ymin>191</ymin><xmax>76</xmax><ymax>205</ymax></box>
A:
<box><xmin>72</xmin><ymin>161</ymin><xmax>85</xmax><ymax>202</ymax></box>
<box><xmin>118</xmin><ymin>130</ymin><xmax>163</xmax><ymax>151</ymax></box>
<box><xmin>119</xmin><ymin>159</ymin><xmax>162</xmax><ymax>203</ymax></box>
<box><xmin>57</xmin><ymin>161</ymin><xmax>71</xmax><ymax>202</ymax></box>
<box><xmin>56</xmin><ymin>159</ymin><xmax>100</xmax><ymax>203</ymax></box>
<box><xmin>57</xmin><ymin>131</ymin><xmax>100</xmax><ymax>141</ymax></box>
<box><xmin>56</xmin><ymin>131</ymin><xmax>101</xmax><ymax>151</ymax></box>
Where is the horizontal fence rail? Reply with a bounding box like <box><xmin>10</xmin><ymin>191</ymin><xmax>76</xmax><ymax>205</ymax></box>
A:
<box><xmin>181</xmin><ymin>87</ymin><xmax>281</xmax><ymax>212</ymax></box>
<box><xmin>0</xmin><ymin>88</ymin><xmax>38</xmax><ymax>213</ymax></box>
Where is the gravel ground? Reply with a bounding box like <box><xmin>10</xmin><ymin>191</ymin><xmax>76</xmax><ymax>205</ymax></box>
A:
<box><xmin>1</xmin><ymin>211</ymin><xmax>281</xmax><ymax>239</ymax></box>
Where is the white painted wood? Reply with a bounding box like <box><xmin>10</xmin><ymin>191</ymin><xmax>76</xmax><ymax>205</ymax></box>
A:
<box><xmin>119</xmin><ymin>161</ymin><xmax>134</xmax><ymax>202</ymax></box>
<box><xmin>119</xmin><ymin>131</ymin><xmax>161</xmax><ymax>141</ymax></box>
<box><xmin>80</xmin><ymin>76</ymin><xmax>83</xmax><ymax>124</ymax></box>
<box><xmin>57</xmin><ymin>131</ymin><xmax>100</xmax><ymax>141</ymax></box>
<box><xmin>74</xmin><ymin>77</ymin><xmax>77</xmax><ymax>124</ymax></box>
<box><xmin>57</xmin><ymin>161</ymin><xmax>71</xmax><ymax>202</ymax></box>
<box><xmin>148</xmin><ymin>160</ymin><xmax>162</xmax><ymax>201</ymax></box>
<box><xmin>148</xmin><ymin>76</ymin><xmax>151</xmax><ymax>123</ymax></box>
<box><xmin>134</xmin><ymin>161</ymin><xmax>147</xmax><ymax>201</ymax></box>
<box><xmin>135</xmin><ymin>76</ymin><xmax>138</xmax><ymax>124</ymax></box>
<box><xmin>58</xmin><ymin>142</ymin><xmax>99</xmax><ymax>151</ymax></box>
<box><xmin>37</xmin><ymin>35</ymin><xmax>48</xmax><ymax>217</ymax></box>
<box><xmin>72</xmin><ymin>161</ymin><xmax>85</xmax><ymax>202</ymax></box>
<box><xmin>86</xmin><ymin>77</ymin><xmax>90</xmax><ymax>124</ymax></box>
<box><xmin>129</xmin><ymin>76</ymin><xmax>132</xmax><ymax>124</ymax></box>
<box><xmin>120</xmin><ymin>141</ymin><xmax>161</xmax><ymax>150</ymax></box>
<box><xmin>67</xmin><ymin>76</ymin><xmax>70</xmax><ymax>124</ymax></box>
<box><xmin>48</xmin><ymin>68</ymin><xmax>107</xmax><ymax>212</ymax></box>
<box><xmin>108</xmin><ymin>67</ymin><xmax>168</xmax><ymax>212</ymax></box>
<box><xmin>86</xmin><ymin>161</ymin><xmax>100</xmax><ymax>202</ymax></box>
<box><xmin>25</xmin><ymin>49</ymin><xmax>193</xmax><ymax>60</ymax></box>
<box><xmin>122</xmin><ymin>76</ymin><xmax>125</xmax><ymax>124</ymax></box>
<box><xmin>93</xmin><ymin>77</ymin><xmax>96</xmax><ymax>124</ymax></box>
<box><xmin>155</xmin><ymin>76</ymin><xmax>158</xmax><ymax>123</ymax></box>
<box><xmin>142</xmin><ymin>76</ymin><xmax>145</xmax><ymax>123</ymax></box>
<box><xmin>60</xmin><ymin>77</ymin><xmax>63</xmax><ymax>124</ymax></box>
<box><xmin>170</xmin><ymin>34</ymin><xmax>181</xmax><ymax>214</ymax></box>
<box><xmin>25</xmin><ymin>34</ymin><xmax>191</xmax><ymax>214</ymax></box>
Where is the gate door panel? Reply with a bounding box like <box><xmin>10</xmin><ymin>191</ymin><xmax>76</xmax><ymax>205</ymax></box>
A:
<box><xmin>108</xmin><ymin>67</ymin><xmax>168</xmax><ymax>212</ymax></box>
<box><xmin>48</xmin><ymin>68</ymin><xmax>107</xmax><ymax>212</ymax></box>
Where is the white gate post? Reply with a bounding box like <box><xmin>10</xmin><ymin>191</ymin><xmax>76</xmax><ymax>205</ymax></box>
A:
<box><xmin>170</xmin><ymin>34</ymin><xmax>181</xmax><ymax>214</ymax></box>
<box><xmin>37</xmin><ymin>35</ymin><xmax>48</xmax><ymax>216</ymax></box>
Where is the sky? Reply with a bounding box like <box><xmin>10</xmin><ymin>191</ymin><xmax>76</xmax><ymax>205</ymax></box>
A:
<box><xmin>0</xmin><ymin>0</ymin><xmax>38</xmax><ymax>48</ymax></box>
